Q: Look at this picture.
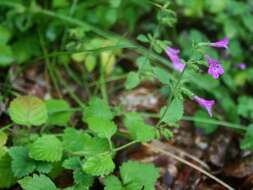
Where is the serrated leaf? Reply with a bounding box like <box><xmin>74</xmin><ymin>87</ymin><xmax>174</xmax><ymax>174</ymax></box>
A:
<box><xmin>62</xmin><ymin>128</ymin><xmax>91</xmax><ymax>152</ymax></box>
<box><xmin>86</xmin><ymin>118</ymin><xmax>117</xmax><ymax>139</ymax></box>
<box><xmin>124</xmin><ymin>182</ymin><xmax>143</xmax><ymax>190</ymax></box>
<box><xmin>35</xmin><ymin>161</ymin><xmax>53</xmax><ymax>173</ymax></box>
<box><xmin>0</xmin><ymin>154</ymin><xmax>16</xmax><ymax>188</ymax></box>
<box><xmin>153</xmin><ymin>67</ymin><xmax>170</xmax><ymax>85</ymax></box>
<box><xmin>83</xmin><ymin>97</ymin><xmax>113</xmax><ymax>121</ymax></box>
<box><xmin>82</xmin><ymin>137</ymin><xmax>110</xmax><ymax>157</ymax></box>
<box><xmin>63</xmin><ymin>128</ymin><xmax>110</xmax><ymax>157</ymax></box>
<box><xmin>9</xmin><ymin>146</ymin><xmax>36</xmax><ymax>177</ymax></box>
<box><xmin>125</xmin><ymin>72</ymin><xmax>140</xmax><ymax>90</ymax></box>
<box><xmin>0</xmin><ymin>131</ymin><xmax>7</xmax><ymax>146</ymax></box>
<box><xmin>104</xmin><ymin>175</ymin><xmax>122</xmax><ymax>190</ymax></box>
<box><xmin>9</xmin><ymin>96</ymin><xmax>48</xmax><ymax>126</ymax></box>
<box><xmin>136</xmin><ymin>56</ymin><xmax>152</xmax><ymax>73</ymax></box>
<box><xmin>124</xmin><ymin>112</ymin><xmax>156</xmax><ymax>142</ymax></box>
<box><xmin>120</xmin><ymin>161</ymin><xmax>159</xmax><ymax>190</ymax></box>
<box><xmin>18</xmin><ymin>174</ymin><xmax>57</xmax><ymax>190</ymax></box>
<box><xmin>62</xmin><ymin>157</ymin><xmax>81</xmax><ymax>170</ymax></box>
<box><xmin>29</xmin><ymin>135</ymin><xmax>63</xmax><ymax>162</ymax></box>
<box><xmin>73</xmin><ymin>169</ymin><xmax>94</xmax><ymax>187</ymax></box>
<box><xmin>160</xmin><ymin>128</ymin><xmax>173</xmax><ymax>140</ymax></box>
<box><xmin>46</xmin><ymin>99</ymin><xmax>72</xmax><ymax>127</ymax></box>
<box><xmin>160</xmin><ymin>98</ymin><xmax>184</xmax><ymax>124</ymax></box>
<box><xmin>82</xmin><ymin>154</ymin><xmax>115</xmax><ymax>176</ymax></box>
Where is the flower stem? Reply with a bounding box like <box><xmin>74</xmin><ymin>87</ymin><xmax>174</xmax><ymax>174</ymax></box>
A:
<box><xmin>156</xmin><ymin>65</ymin><xmax>187</xmax><ymax>127</ymax></box>
<box><xmin>114</xmin><ymin>140</ymin><xmax>139</xmax><ymax>152</ymax></box>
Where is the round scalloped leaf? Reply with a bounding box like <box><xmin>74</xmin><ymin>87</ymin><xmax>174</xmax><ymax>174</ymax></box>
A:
<box><xmin>82</xmin><ymin>154</ymin><xmax>115</xmax><ymax>176</ymax></box>
<box><xmin>9</xmin><ymin>146</ymin><xmax>36</xmax><ymax>178</ymax></box>
<box><xmin>29</xmin><ymin>135</ymin><xmax>63</xmax><ymax>162</ymax></box>
<box><xmin>18</xmin><ymin>174</ymin><xmax>57</xmax><ymax>190</ymax></box>
<box><xmin>9</xmin><ymin>96</ymin><xmax>48</xmax><ymax>126</ymax></box>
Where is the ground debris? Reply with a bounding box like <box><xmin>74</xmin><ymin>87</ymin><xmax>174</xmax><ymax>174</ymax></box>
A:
<box><xmin>206</xmin><ymin>129</ymin><xmax>233</xmax><ymax>167</ymax></box>
<box><xmin>224</xmin><ymin>153</ymin><xmax>253</xmax><ymax>178</ymax></box>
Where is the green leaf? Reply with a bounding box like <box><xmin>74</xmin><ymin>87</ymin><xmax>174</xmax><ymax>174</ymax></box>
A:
<box><xmin>12</xmin><ymin>37</ymin><xmax>40</xmax><ymax>64</ymax></box>
<box><xmin>46</xmin><ymin>99</ymin><xmax>72</xmax><ymax>127</ymax></box>
<box><xmin>0</xmin><ymin>131</ymin><xmax>7</xmax><ymax>146</ymax></box>
<box><xmin>9</xmin><ymin>96</ymin><xmax>48</xmax><ymax>126</ymax></box>
<box><xmin>9</xmin><ymin>146</ymin><xmax>36</xmax><ymax>177</ymax></box>
<box><xmin>85</xmin><ymin>55</ymin><xmax>97</xmax><ymax>72</ymax></box>
<box><xmin>83</xmin><ymin>97</ymin><xmax>114</xmax><ymax>121</ymax></box>
<box><xmin>63</xmin><ymin>128</ymin><xmax>110</xmax><ymax>157</ymax></box>
<box><xmin>0</xmin><ymin>25</ymin><xmax>11</xmax><ymax>45</ymax></box>
<box><xmin>125</xmin><ymin>72</ymin><xmax>140</xmax><ymax>90</ymax></box>
<box><xmin>62</xmin><ymin>128</ymin><xmax>91</xmax><ymax>152</ymax></box>
<box><xmin>100</xmin><ymin>51</ymin><xmax>116</xmax><ymax>75</ymax></box>
<box><xmin>82</xmin><ymin>137</ymin><xmax>110</xmax><ymax>157</ymax></box>
<box><xmin>137</xmin><ymin>34</ymin><xmax>149</xmax><ymax>43</ymax></box>
<box><xmin>82</xmin><ymin>154</ymin><xmax>115</xmax><ymax>176</ymax></box>
<box><xmin>120</xmin><ymin>161</ymin><xmax>159</xmax><ymax>190</ymax></box>
<box><xmin>86</xmin><ymin>118</ymin><xmax>117</xmax><ymax>139</ymax></box>
<box><xmin>124</xmin><ymin>182</ymin><xmax>143</xmax><ymax>190</ymax></box>
<box><xmin>189</xmin><ymin>71</ymin><xmax>219</xmax><ymax>91</ymax></box>
<box><xmin>19</xmin><ymin>174</ymin><xmax>57</xmax><ymax>190</ymax></box>
<box><xmin>0</xmin><ymin>44</ymin><xmax>14</xmax><ymax>66</ymax></box>
<box><xmin>136</xmin><ymin>56</ymin><xmax>152</xmax><ymax>74</ymax></box>
<box><xmin>124</xmin><ymin>112</ymin><xmax>156</xmax><ymax>142</ymax></box>
<box><xmin>0</xmin><ymin>154</ymin><xmax>16</xmax><ymax>188</ymax></box>
<box><xmin>240</xmin><ymin>124</ymin><xmax>253</xmax><ymax>150</ymax></box>
<box><xmin>242</xmin><ymin>12</ymin><xmax>253</xmax><ymax>32</ymax></box>
<box><xmin>52</xmin><ymin>0</ymin><xmax>69</xmax><ymax>8</ymax></box>
<box><xmin>104</xmin><ymin>176</ymin><xmax>122</xmax><ymax>190</ymax></box>
<box><xmin>153</xmin><ymin>67</ymin><xmax>170</xmax><ymax>85</ymax></box>
<box><xmin>0</xmin><ymin>146</ymin><xmax>7</xmax><ymax>159</ymax></box>
<box><xmin>237</xmin><ymin>96</ymin><xmax>253</xmax><ymax>119</ymax></box>
<box><xmin>62</xmin><ymin>157</ymin><xmax>81</xmax><ymax>170</ymax></box>
<box><xmin>73</xmin><ymin>169</ymin><xmax>94</xmax><ymax>187</ymax></box>
<box><xmin>29</xmin><ymin>135</ymin><xmax>63</xmax><ymax>162</ymax></box>
<box><xmin>160</xmin><ymin>128</ymin><xmax>173</xmax><ymax>140</ymax></box>
<box><xmin>35</xmin><ymin>162</ymin><xmax>53</xmax><ymax>174</ymax></box>
<box><xmin>160</xmin><ymin>98</ymin><xmax>184</xmax><ymax>124</ymax></box>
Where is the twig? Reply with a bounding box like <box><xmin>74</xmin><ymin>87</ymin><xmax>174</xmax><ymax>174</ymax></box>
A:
<box><xmin>144</xmin><ymin>142</ymin><xmax>235</xmax><ymax>190</ymax></box>
<box><xmin>152</xmin><ymin>140</ymin><xmax>210</xmax><ymax>170</ymax></box>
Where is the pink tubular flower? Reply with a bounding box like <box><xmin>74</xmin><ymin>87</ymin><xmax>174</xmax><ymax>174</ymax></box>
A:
<box><xmin>165</xmin><ymin>47</ymin><xmax>185</xmax><ymax>72</ymax></box>
<box><xmin>205</xmin><ymin>55</ymin><xmax>224</xmax><ymax>79</ymax></box>
<box><xmin>194</xmin><ymin>96</ymin><xmax>215</xmax><ymax>117</ymax></box>
<box><xmin>210</xmin><ymin>37</ymin><xmax>229</xmax><ymax>49</ymax></box>
<box><xmin>237</xmin><ymin>63</ymin><xmax>246</xmax><ymax>70</ymax></box>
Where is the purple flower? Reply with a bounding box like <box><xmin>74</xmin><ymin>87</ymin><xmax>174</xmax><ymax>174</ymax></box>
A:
<box><xmin>237</xmin><ymin>63</ymin><xmax>246</xmax><ymax>70</ymax></box>
<box><xmin>194</xmin><ymin>96</ymin><xmax>215</xmax><ymax>117</ymax></box>
<box><xmin>165</xmin><ymin>47</ymin><xmax>185</xmax><ymax>72</ymax></box>
<box><xmin>205</xmin><ymin>55</ymin><xmax>224</xmax><ymax>79</ymax></box>
<box><xmin>210</xmin><ymin>37</ymin><xmax>229</xmax><ymax>49</ymax></box>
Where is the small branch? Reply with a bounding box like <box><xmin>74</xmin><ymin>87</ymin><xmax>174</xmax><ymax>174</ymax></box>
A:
<box><xmin>144</xmin><ymin>142</ymin><xmax>235</xmax><ymax>190</ymax></box>
<box><xmin>152</xmin><ymin>140</ymin><xmax>210</xmax><ymax>170</ymax></box>
<box><xmin>0</xmin><ymin>123</ymin><xmax>13</xmax><ymax>132</ymax></box>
